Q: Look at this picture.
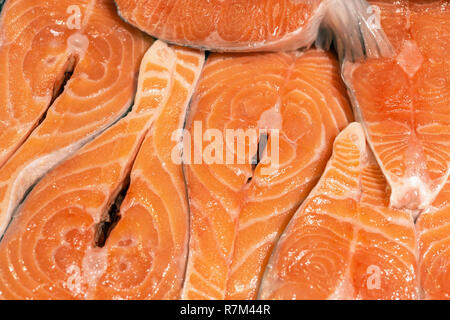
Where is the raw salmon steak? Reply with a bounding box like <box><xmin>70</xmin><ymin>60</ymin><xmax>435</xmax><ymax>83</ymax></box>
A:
<box><xmin>0</xmin><ymin>0</ymin><xmax>151</xmax><ymax>238</ymax></box>
<box><xmin>114</xmin><ymin>0</ymin><xmax>329</xmax><ymax>52</ymax></box>
<box><xmin>0</xmin><ymin>40</ymin><xmax>204</xmax><ymax>299</ymax></box>
<box><xmin>259</xmin><ymin>123</ymin><xmax>419</xmax><ymax>300</ymax></box>
<box><xmin>181</xmin><ymin>50</ymin><xmax>352</xmax><ymax>300</ymax></box>
<box><xmin>343</xmin><ymin>0</ymin><xmax>450</xmax><ymax>211</ymax></box>
<box><xmin>416</xmin><ymin>181</ymin><xmax>450</xmax><ymax>300</ymax></box>
<box><xmin>96</xmin><ymin>44</ymin><xmax>204</xmax><ymax>299</ymax></box>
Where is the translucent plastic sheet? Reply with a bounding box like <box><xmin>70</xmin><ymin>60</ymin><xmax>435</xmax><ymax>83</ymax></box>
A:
<box><xmin>317</xmin><ymin>0</ymin><xmax>393</xmax><ymax>62</ymax></box>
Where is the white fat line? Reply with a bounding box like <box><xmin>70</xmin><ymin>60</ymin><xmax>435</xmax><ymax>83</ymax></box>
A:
<box><xmin>131</xmin><ymin>167</ymin><xmax>182</xmax><ymax>249</ymax></box>
<box><xmin>420</xmin><ymin>238</ymin><xmax>450</xmax><ymax>272</ymax></box>
<box><xmin>237</xmin><ymin>207</ymin><xmax>290</xmax><ymax>232</ymax></box>
<box><xmin>188</xmin><ymin>167</ymin><xmax>241</xmax><ymax>218</ymax></box>
<box><xmin>190</xmin><ymin>268</ymin><xmax>224</xmax><ymax>296</ymax></box>
<box><xmin>315</xmin><ymin>208</ymin><xmax>417</xmax><ymax>260</ymax></box>
<box><xmin>230</xmin><ymin>231</ymin><xmax>278</xmax><ymax>274</ymax></box>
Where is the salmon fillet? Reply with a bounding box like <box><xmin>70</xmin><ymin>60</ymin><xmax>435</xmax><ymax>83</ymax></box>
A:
<box><xmin>0</xmin><ymin>40</ymin><xmax>204</xmax><ymax>299</ymax></box>
<box><xmin>259</xmin><ymin>123</ymin><xmax>419</xmax><ymax>300</ymax></box>
<box><xmin>416</xmin><ymin>181</ymin><xmax>450</xmax><ymax>300</ymax></box>
<box><xmin>343</xmin><ymin>0</ymin><xmax>450</xmax><ymax>211</ymax></box>
<box><xmin>181</xmin><ymin>49</ymin><xmax>352</xmax><ymax>300</ymax></box>
<box><xmin>114</xmin><ymin>0</ymin><xmax>331</xmax><ymax>52</ymax></box>
<box><xmin>0</xmin><ymin>0</ymin><xmax>151</xmax><ymax>238</ymax></box>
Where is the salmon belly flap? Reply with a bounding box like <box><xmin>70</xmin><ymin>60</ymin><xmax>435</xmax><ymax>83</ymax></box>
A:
<box><xmin>259</xmin><ymin>123</ymin><xmax>420</xmax><ymax>300</ymax></box>
<box><xmin>0</xmin><ymin>0</ymin><xmax>151</xmax><ymax>239</ymax></box>
<box><xmin>0</xmin><ymin>40</ymin><xmax>204</xmax><ymax>299</ymax></box>
<box><xmin>343</xmin><ymin>0</ymin><xmax>450</xmax><ymax>211</ymax></box>
<box><xmin>181</xmin><ymin>49</ymin><xmax>352</xmax><ymax>300</ymax></box>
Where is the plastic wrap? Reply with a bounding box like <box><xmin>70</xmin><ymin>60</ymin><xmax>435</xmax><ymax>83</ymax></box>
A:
<box><xmin>317</xmin><ymin>0</ymin><xmax>393</xmax><ymax>62</ymax></box>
